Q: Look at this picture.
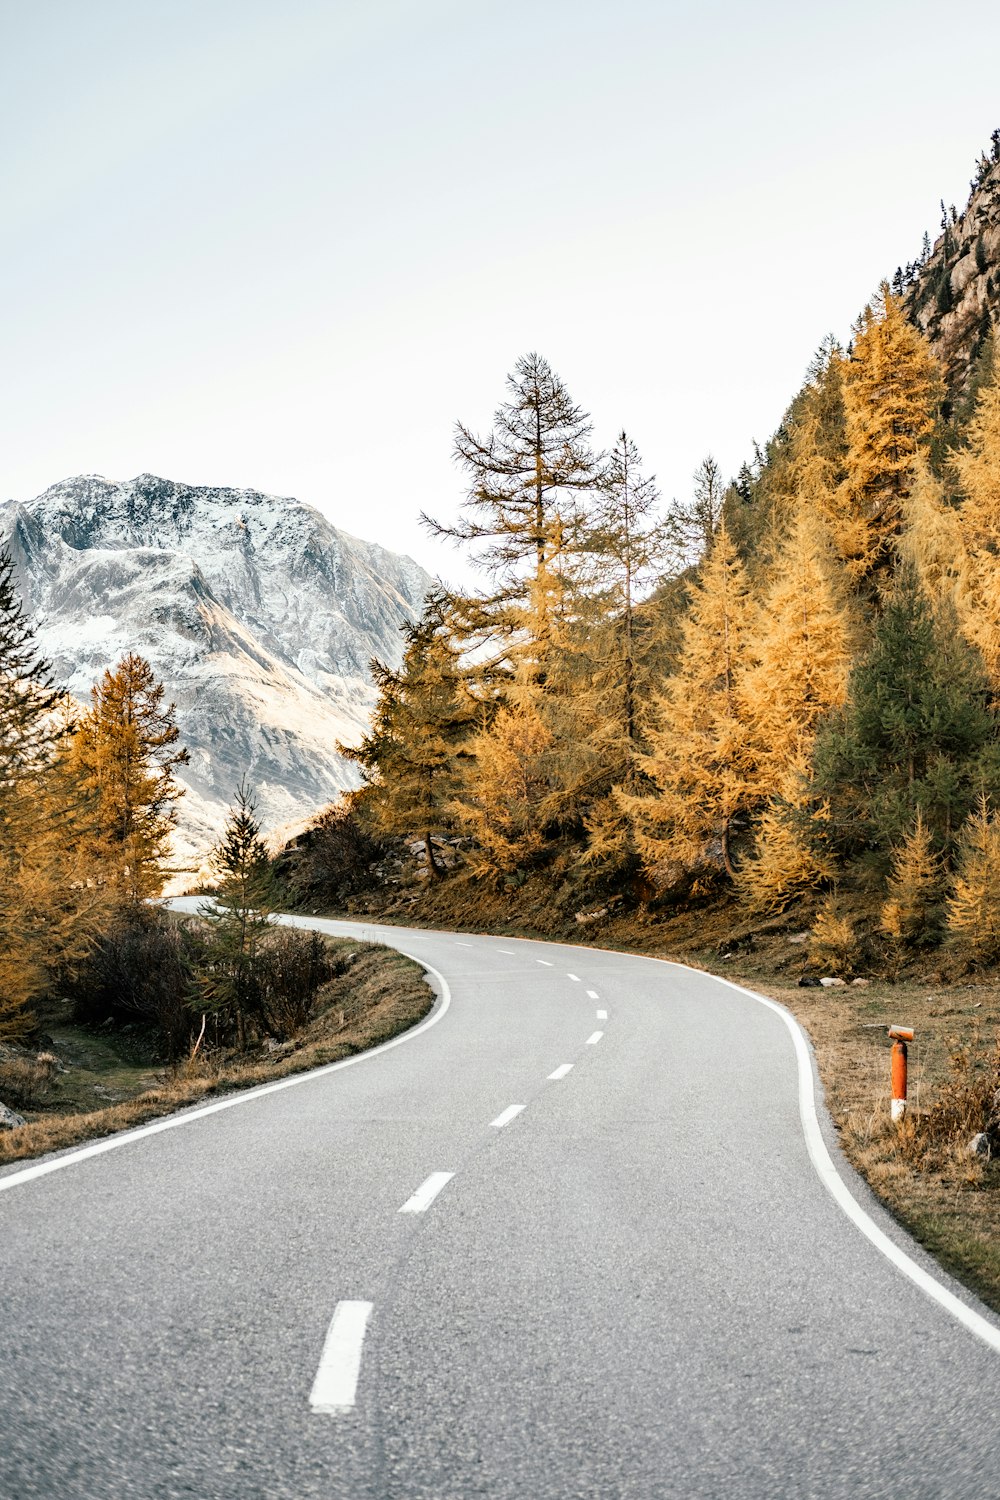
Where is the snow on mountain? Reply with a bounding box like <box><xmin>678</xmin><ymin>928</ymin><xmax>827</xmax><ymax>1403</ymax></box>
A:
<box><xmin>0</xmin><ymin>473</ymin><xmax>432</xmax><ymax>874</ymax></box>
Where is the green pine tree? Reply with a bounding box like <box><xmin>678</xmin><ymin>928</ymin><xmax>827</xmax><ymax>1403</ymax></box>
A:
<box><xmin>194</xmin><ymin>777</ymin><xmax>275</xmax><ymax>1048</ymax></box>
<box><xmin>814</xmin><ymin>564</ymin><xmax>1000</xmax><ymax>868</ymax></box>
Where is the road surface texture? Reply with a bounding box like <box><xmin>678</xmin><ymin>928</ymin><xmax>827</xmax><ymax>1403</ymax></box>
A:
<box><xmin>3</xmin><ymin>910</ymin><xmax>999</xmax><ymax>1500</ymax></box>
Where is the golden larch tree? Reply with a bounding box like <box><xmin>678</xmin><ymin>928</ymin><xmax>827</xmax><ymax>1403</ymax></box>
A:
<box><xmin>837</xmin><ymin>285</ymin><xmax>943</xmax><ymax>590</ymax></box>
<box><xmin>621</xmin><ymin>521</ymin><xmax>756</xmax><ymax>880</ymax></box>
<box><xmin>880</xmin><ymin>807</ymin><xmax>945</xmax><ymax>947</ymax></box>
<box><xmin>946</xmin><ymin>794</ymin><xmax>1000</xmax><ymax>963</ymax></box>
<box><xmin>740</xmin><ymin>507</ymin><xmax>853</xmax><ymax>792</ymax></box>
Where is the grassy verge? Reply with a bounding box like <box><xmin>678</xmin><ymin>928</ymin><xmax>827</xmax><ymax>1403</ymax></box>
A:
<box><xmin>340</xmin><ymin>871</ymin><xmax>1000</xmax><ymax>1315</ymax></box>
<box><xmin>0</xmin><ymin>939</ymin><xmax>433</xmax><ymax>1168</ymax></box>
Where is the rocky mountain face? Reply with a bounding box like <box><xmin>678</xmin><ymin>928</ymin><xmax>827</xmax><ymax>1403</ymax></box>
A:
<box><xmin>901</xmin><ymin>137</ymin><xmax>1000</xmax><ymax>396</ymax></box>
<box><xmin>0</xmin><ymin>474</ymin><xmax>431</xmax><ymax>873</ymax></box>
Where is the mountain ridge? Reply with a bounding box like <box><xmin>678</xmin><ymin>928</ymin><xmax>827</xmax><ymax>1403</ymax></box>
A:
<box><xmin>0</xmin><ymin>472</ymin><xmax>432</xmax><ymax>872</ymax></box>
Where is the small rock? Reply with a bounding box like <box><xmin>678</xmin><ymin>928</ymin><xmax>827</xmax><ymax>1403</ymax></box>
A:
<box><xmin>0</xmin><ymin>1101</ymin><xmax>26</xmax><ymax>1130</ymax></box>
<box><xmin>575</xmin><ymin>908</ymin><xmax>609</xmax><ymax>926</ymax></box>
<box><xmin>819</xmin><ymin>976</ymin><xmax>847</xmax><ymax>987</ymax></box>
<box><xmin>788</xmin><ymin>932</ymin><xmax>810</xmax><ymax>945</ymax></box>
<box><xmin>851</xmin><ymin>978</ymin><xmax>871</xmax><ymax>988</ymax></box>
<box><xmin>798</xmin><ymin>975</ymin><xmax>822</xmax><ymax>988</ymax></box>
<box><xmin>969</xmin><ymin>1132</ymin><xmax>992</xmax><ymax>1159</ymax></box>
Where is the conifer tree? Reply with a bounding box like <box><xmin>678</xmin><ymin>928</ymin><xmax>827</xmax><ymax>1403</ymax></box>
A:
<box><xmin>0</xmin><ymin>554</ymin><xmax>108</xmax><ymax>1039</ymax></box>
<box><xmin>194</xmin><ymin>777</ymin><xmax>275</xmax><ymax>1047</ymax></box>
<box><xmin>952</xmin><ymin>341</ymin><xmax>1000</xmax><ymax>550</ymax></box>
<box><xmin>740</xmin><ymin>508</ymin><xmax>853</xmax><ymax>791</ymax></box>
<box><xmin>897</xmin><ymin>455</ymin><xmax>971</xmax><ymax>611</ymax></box>
<box><xmin>422</xmin><ymin>352</ymin><xmax>597</xmax><ymax>656</ymax></box>
<box><xmin>814</xmin><ymin>565</ymin><xmax>999</xmax><ymax>865</ymax></box>
<box><xmin>952</xmin><ymin>346</ymin><xmax>1000</xmax><ymax>693</ymax></box>
<box><xmin>621</xmin><ymin>522</ymin><xmax>756</xmax><ymax>880</ymax></box>
<box><xmin>880</xmin><ymin>808</ymin><xmax>945</xmax><ymax>947</ymax></box>
<box><xmin>342</xmin><ymin>594</ymin><xmax>480</xmax><ymax>879</ymax></box>
<box><xmin>71</xmin><ymin>653</ymin><xmax>189</xmax><ymax>903</ymax></box>
<box><xmin>737</xmin><ymin>749</ymin><xmax>835</xmax><ymax>914</ymax></box>
<box><xmin>586</xmin><ymin>431</ymin><xmax>666</xmax><ymax>764</ymax></box>
<box><xmin>837</xmin><ymin>286</ymin><xmax>943</xmax><ymax>590</ymax></box>
<box><xmin>946</xmin><ymin>794</ymin><xmax>1000</xmax><ymax>962</ymax></box>
<box><xmin>664</xmin><ymin>455</ymin><xmax>726</xmax><ymax>569</ymax></box>
<box><xmin>456</xmin><ymin>700</ymin><xmax>553</xmax><ymax>880</ymax></box>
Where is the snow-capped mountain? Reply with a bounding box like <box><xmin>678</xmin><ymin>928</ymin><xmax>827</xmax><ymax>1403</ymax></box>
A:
<box><xmin>0</xmin><ymin>473</ymin><xmax>432</xmax><ymax>871</ymax></box>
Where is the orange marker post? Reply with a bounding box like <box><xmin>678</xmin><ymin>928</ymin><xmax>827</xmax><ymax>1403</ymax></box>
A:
<box><xmin>888</xmin><ymin>1026</ymin><xmax>913</xmax><ymax>1123</ymax></box>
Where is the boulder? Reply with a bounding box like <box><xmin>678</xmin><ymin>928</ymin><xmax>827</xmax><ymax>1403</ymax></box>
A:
<box><xmin>0</xmin><ymin>1100</ymin><xmax>26</xmax><ymax>1130</ymax></box>
<box><xmin>819</xmin><ymin>976</ymin><xmax>847</xmax><ymax>988</ymax></box>
<box><xmin>969</xmin><ymin>1132</ymin><xmax>992</xmax><ymax>1159</ymax></box>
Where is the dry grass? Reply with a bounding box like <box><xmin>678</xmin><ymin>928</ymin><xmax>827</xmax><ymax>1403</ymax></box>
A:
<box><xmin>0</xmin><ymin>941</ymin><xmax>432</xmax><ymax>1167</ymax></box>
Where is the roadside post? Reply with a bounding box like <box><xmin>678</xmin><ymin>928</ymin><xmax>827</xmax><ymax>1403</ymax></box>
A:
<box><xmin>888</xmin><ymin>1026</ymin><xmax>914</xmax><ymax>1123</ymax></box>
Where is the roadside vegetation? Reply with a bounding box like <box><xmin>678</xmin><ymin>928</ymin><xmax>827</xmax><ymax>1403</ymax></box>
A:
<box><xmin>0</xmin><ymin>932</ymin><xmax>432</xmax><ymax>1167</ymax></box>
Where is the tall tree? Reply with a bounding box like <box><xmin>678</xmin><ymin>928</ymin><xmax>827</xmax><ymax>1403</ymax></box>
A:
<box><xmin>836</xmin><ymin>285</ymin><xmax>943</xmax><ymax>591</ymax></box>
<box><xmin>194</xmin><ymin>777</ymin><xmax>274</xmax><ymax>1048</ymax></box>
<box><xmin>621</xmin><ymin>522</ymin><xmax>757</xmax><ymax>880</ymax></box>
<box><xmin>586</xmin><ymin>431</ymin><xmax>667</xmax><ymax>763</ymax></box>
<box><xmin>813</xmin><ymin>565</ymin><xmax>999</xmax><ymax>867</ymax></box>
<box><xmin>422</xmin><ymin>352</ymin><xmax>598</xmax><ymax>661</ymax></box>
<box><xmin>71</xmin><ymin>652</ymin><xmax>189</xmax><ymax>902</ymax></box>
<box><xmin>0</xmin><ymin>553</ymin><xmax>106</xmax><ymax>1039</ymax></box>
<box><xmin>665</xmin><ymin>455</ymin><xmax>726</xmax><ymax>570</ymax></box>
<box><xmin>342</xmin><ymin>594</ymin><xmax>480</xmax><ymax>879</ymax></box>
<box><xmin>740</xmin><ymin>508</ymin><xmax>853</xmax><ymax>791</ymax></box>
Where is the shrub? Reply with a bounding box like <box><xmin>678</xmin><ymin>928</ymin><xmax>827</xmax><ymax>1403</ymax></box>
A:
<box><xmin>808</xmin><ymin>898</ymin><xmax>858</xmax><ymax>973</ymax></box>
<box><xmin>900</xmin><ymin>1031</ymin><xmax>1000</xmax><ymax>1170</ymax></box>
<box><xmin>274</xmin><ymin>804</ymin><xmax>385</xmax><ymax>909</ymax></box>
<box><xmin>70</xmin><ymin>905</ymin><xmax>200</xmax><ymax>1058</ymax></box>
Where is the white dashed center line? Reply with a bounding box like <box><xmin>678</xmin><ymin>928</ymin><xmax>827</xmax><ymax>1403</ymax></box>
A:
<box><xmin>586</xmin><ymin>1031</ymin><xmax>604</xmax><ymax>1045</ymax></box>
<box><xmin>490</xmin><ymin>1104</ymin><xmax>526</xmax><ymax>1129</ymax></box>
<box><xmin>548</xmin><ymin>1064</ymin><xmax>574</xmax><ymax>1080</ymax></box>
<box><xmin>537</xmin><ymin>959</ymin><xmax>553</xmax><ymax>967</ymax></box>
<box><xmin>596</xmin><ymin>1009</ymin><xmax>608</xmax><ymax>1020</ymax></box>
<box><xmin>399</xmin><ymin>1171</ymin><xmax>454</xmax><ymax>1213</ymax></box>
<box><xmin>455</xmin><ymin>942</ymin><xmax>473</xmax><ymax>948</ymax></box>
<box><xmin>309</xmin><ymin>1301</ymin><xmax>373</xmax><ymax>1415</ymax></box>
<box><xmin>497</xmin><ymin>949</ymin><xmax>515</xmax><ymax>955</ymax></box>
<box><xmin>566</xmin><ymin>972</ymin><xmax>581</xmax><ymax>982</ymax></box>
<box><xmin>586</xmin><ymin>989</ymin><xmax>599</xmax><ymax>1000</ymax></box>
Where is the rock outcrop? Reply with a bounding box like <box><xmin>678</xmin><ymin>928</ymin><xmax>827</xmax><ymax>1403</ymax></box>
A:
<box><xmin>901</xmin><ymin>136</ymin><xmax>1000</xmax><ymax>397</ymax></box>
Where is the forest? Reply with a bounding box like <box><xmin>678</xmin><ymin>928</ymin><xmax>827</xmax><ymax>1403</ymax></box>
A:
<box><xmin>334</xmin><ymin>285</ymin><xmax>1000</xmax><ymax>983</ymax></box>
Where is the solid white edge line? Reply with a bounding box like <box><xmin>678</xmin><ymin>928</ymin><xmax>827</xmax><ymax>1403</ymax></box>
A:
<box><xmin>585</xmin><ymin>1031</ymin><xmax>603</xmax><ymax>1045</ymax></box>
<box><xmin>371</xmin><ymin>919</ymin><xmax>1000</xmax><ymax>1358</ymax></box>
<box><xmin>548</xmin><ymin>1064</ymin><xmax>574</xmax><ymax>1080</ymax></box>
<box><xmin>399</xmin><ymin>1170</ymin><xmax>454</xmax><ymax>1213</ymax></box>
<box><xmin>490</xmin><ymin>1104</ymin><xmax>526</xmax><ymax>1129</ymax></box>
<box><xmin>596</xmin><ymin>1009</ymin><xmax>608</xmax><ymax>1020</ymax></box>
<box><xmin>309</xmin><ymin>1300</ymin><xmax>373</xmax><ymax>1414</ymax></box>
<box><xmin>0</xmin><ymin>919</ymin><xmax>453</xmax><ymax>1197</ymax></box>
<box><xmin>707</xmin><ymin>970</ymin><xmax>1000</xmax><ymax>1355</ymax></box>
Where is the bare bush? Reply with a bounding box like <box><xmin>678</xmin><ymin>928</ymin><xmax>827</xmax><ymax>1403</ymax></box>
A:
<box><xmin>70</xmin><ymin>906</ymin><xmax>200</xmax><ymax>1058</ymax></box>
<box><xmin>274</xmin><ymin>805</ymin><xmax>385</xmax><ymax>909</ymax></box>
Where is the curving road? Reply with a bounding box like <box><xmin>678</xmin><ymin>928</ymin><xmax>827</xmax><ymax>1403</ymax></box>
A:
<box><xmin>2</xmin><ymin>912</ymin><xmax>999</xmax><ymax>1500</ymax></box>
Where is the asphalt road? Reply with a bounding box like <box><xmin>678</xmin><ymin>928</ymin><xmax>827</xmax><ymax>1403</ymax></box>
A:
<box><xmin>2</xmin><ymin>912</ymin><xmax>999</xmax><ymax>1500</ymax></box>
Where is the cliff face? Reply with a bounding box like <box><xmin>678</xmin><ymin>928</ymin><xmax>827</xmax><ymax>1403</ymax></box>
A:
<box><xmin>0</xmin><ymin>474</ymin><xmax>432</xmax><ymax>870</ymax></box>
<box><xmin>902</xmin><ymin>140</ymin><xmax>1000</xmax><ymax>396</ymax></box>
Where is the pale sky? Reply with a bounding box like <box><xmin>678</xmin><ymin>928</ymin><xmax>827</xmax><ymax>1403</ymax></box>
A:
<box><xmin>2</xmin><ymin>0</ymin><xmax>998</xmax><ymax>587</ymax></box>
